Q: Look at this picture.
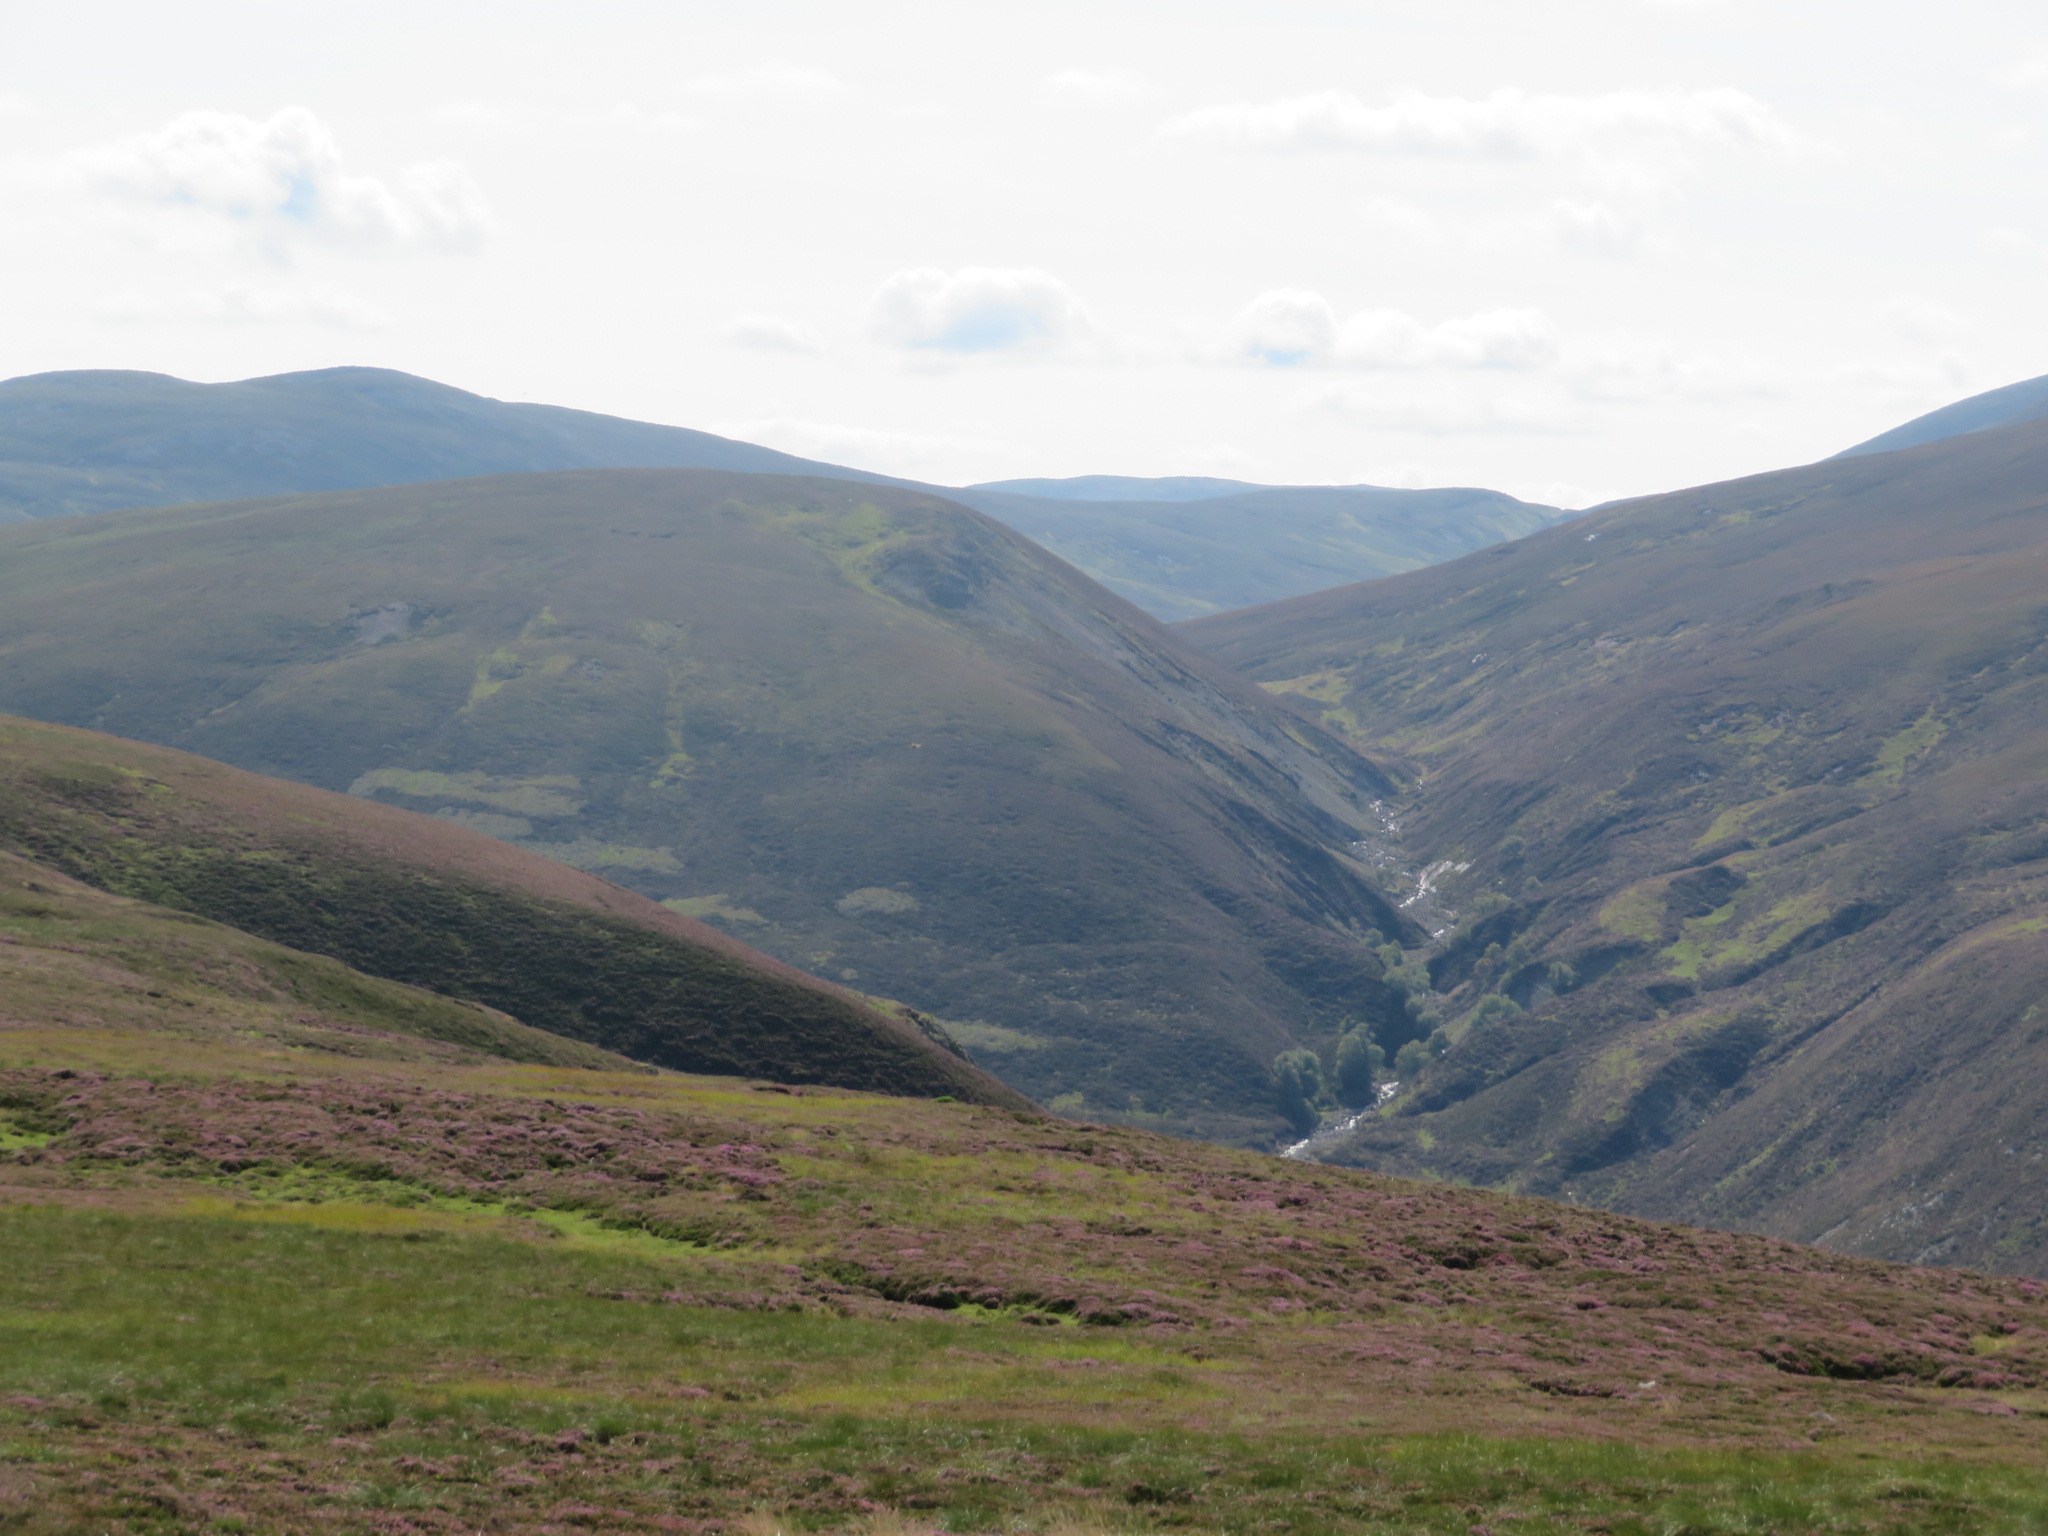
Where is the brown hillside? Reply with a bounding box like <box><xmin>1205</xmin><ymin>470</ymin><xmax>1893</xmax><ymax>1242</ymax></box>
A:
<box><xmin>1181</xmin><ymin>417</ymin><xmax>2048</xmax><ymax>1273</ymax></box>
<box><xmin>0</xmin><ymin>469</ymin><xmax>1406</xmax><ymax>1141</ymax></box>
<box><xmin>0</xmin><ymin>715</ymin><xmax>1022</xmax><ymax>1107</ymax></box>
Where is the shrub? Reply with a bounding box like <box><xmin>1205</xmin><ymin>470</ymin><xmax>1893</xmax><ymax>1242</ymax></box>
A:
<box><xmin>1465</xmin><ymin>892</ymin><xmax>1513</xmax><ymax>924</ymax></box>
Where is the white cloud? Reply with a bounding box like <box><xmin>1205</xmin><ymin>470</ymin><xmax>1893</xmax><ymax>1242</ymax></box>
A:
<box><xmin>1997</xmin><ymin>55</ymin><xmax>2048</xmax><ymax>89</ymax></box>
<box><xmin>720</xmin><ymin>313</ymin><xmax>824</xmax><ymax>352</ymax></box>
<box><xmin>1233</xmin><ymin>289</ymin><xmax>1337</xmax><ymax>366</ymax></box>
<box><xmin>1359</xmin><ymin>198</ymin><xmax>1440</xmax><ymax>241</ymax></box>
<box><xmin>65</xmin><ymin>108</ymin><xmax>489</xmax><ymax>257</ymax></box>
<box><xmin>1160</xmin><ymin>86</ymin><xmax>1797</xmax><ymax>159</ymax></box>
<box><xmin>1550</xmin><ymin>198</ymin><xmax>1648</xmax><ymax>257</ymax></box>
<box><xmin>1521</xmin><ymin>481</ymin><xmax>1599</xmax><ymax>510</ymax></box>
<box><xmin>96</xmin><ymin>282</ymin><xmax>391</xmax><ymax>330</ymax></box>
<box><xmin>682</xmin><ymin>61</ymin><xmax>845</xmax><ymax>99</ymax></box>
<box><xmin>1296</xmin><ymin>328</ymin><xmax>1777</xmax><ymax>433</ymax></box>
<box><xmin>712</xmin><ymin>416</ymin><xmax>999</xmax><ymax>480</ymax></box>
<box><xmin>867</xmin><ymin>266</ymin><xmax>1093</xmax><ymax>355</ymax></box>
<box><xmin>1169</xmin><ymin>442</ymin><xmax>1264</xmax><ymax>478</ymax></box>
<box><xmin>1042</xmin><ymin>69</ymin><xmax>1156</xmax><ymax>105</ymax></box>
<box><xmin>434</xmin><ymin>99</ymin><xmax>519</xmax><ymax>129</ymax></box>
<box><xmin>432</xmin><ymin>100</ymin><xmax>695</xmax><ymax>136</ymax></box>
<box><xmin>1303</xmin><ymin>378</ymin><xmax>1582</xmax><ymax>435</ymax></box>
<box><xmin>1563</xmin><ymin>343</ymin><xmax>1779</xmax><ymax>403</ymax></box>
<box><xmin>1347</xmin><ymin>307</ymin><xmax>1560</xmax><ymax>369</ymax></box>
<box><xmin>1886</xmin><ymin>296</ymin><xmax>1972</xmax><ymax>345</ymax></box>
<box><xmin>1228</xmin><ymin>290</ymin><xmax>1561</xmax><ymax>371</ymax></box>
<box><xmin>1820</xmin><ymin>355</ymin><xmax>1972</xmax><ymax>397</ymax></box>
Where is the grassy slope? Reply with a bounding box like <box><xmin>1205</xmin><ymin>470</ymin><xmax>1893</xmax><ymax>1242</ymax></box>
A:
<box><xmin>6</xmin><ymin>1010</ymin><xmax>2048</xmax><ymax>1533</ymax></box>
<box><xmin>0</xmin><ymin>367</ymin><xmax>900</xmax><ymax>522</ymax></box>
<box><xmin>0</xmin><ymin>470</ymin><xmax>1406</xmax><ymax>1141</ymax></box>
<box><xmin>1180</xmin><ymin>416</ymin><xmax>2048</xmax><ymax>1272</ymax></box>
<box><xmin>0</xmin><ymin>849</ymin><xmax>635</xmax><ymax>1074</ymax></box>
<box><xmin>954</xmin><ymin>485</ymin><xmax>1566</xmax><ymax>621</ymax></box>
<box><xmin>0</xmin><ymin>716</ymin><xmax>1018</xmax><ymax>1108</ymax></box>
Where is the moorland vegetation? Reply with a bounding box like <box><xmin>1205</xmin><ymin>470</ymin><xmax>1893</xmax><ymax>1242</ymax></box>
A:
<box><xmin>5</xmin><ymin>945</ymin><xmax>2048</xmax><ymax>1533</ymax></box>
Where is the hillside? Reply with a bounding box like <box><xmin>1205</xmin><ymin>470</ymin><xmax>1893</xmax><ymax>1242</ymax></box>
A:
<box><xmin>1836</xmin><ymin>370</ymin><xmax>2048</xmax><ymax>459</ymax></box>
<box><xmin>0</xmin><ymin>366</ymin><xmax>903</xmax><ymax>522</ymax></box>
<box><xmin>953</xmin><ymin>480</ymin><xmax>1567</xmax><ymax>621</ymax></box>
<box><xmin>0</xmin><ymin>846</ymin><xmax>637</xmax><ymax>1075</ymax></box>
<box><xmin>0</xmin><ymin>714</ymin><xmax>1016</xmax><ymax>1106</ymax></box>
<box><xmin>6</xmin><ymin>995</ymin><xmax>2048</xmax><ymax>1531</ymax></box>
<box><xmin>1181</xmin><ymin>414</ymin><xmax>2048</xmax><ymax>1273</ymax></box>
<box><xmin>0</xmin><ymin>472</ymin><xmax>1410</xmax><ymax>1141</ymax></box>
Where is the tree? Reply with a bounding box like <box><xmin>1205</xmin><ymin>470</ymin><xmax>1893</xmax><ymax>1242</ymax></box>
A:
<box><xmin>1468</xmin><ymin>993</ymin><xmax>1523</xmax><ymax>1031</ymax></box>
<box><xmin>1334</xmin><ymin>1030</ymin><xmax>1385</xmax><ymax>1107</ymax></box>
<box><xmin>1270</xmin><ymin>1049</ymin><xmax>1326</xmax><ymax>1134</ymax></box>
<box><xmin>1393</xmin><ymin>1039</ymin><xmax>1430</xmax><ymax>1079</ymax></box>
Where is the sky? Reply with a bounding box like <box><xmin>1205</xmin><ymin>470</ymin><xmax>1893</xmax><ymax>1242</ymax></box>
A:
<box><xmin>4</xmin><ymin>0</ymin><xmax>2046</xmax><ymax>506</ymax></box>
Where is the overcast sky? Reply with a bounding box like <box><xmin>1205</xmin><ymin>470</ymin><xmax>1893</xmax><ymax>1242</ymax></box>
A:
<box><xmin>4</xmin><ymin>0</ymin><xmax>2045</xmax><ymax>504</ymax></box>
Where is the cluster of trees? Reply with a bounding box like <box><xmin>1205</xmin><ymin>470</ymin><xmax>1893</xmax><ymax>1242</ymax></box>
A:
<box><xmin>1263</xmin><ymin>929</ymin><xmax>1465</xmax><ymax>1132</ymax></box>
<box><xmin>1269</xmin><ymin>906</ymin><xmax>1578</xmax><ymax>1135</ymax></box>
<box><xmin>1271</xmin><ymin>1017</ymin><xmax>1450</xmax><ymax>1135</ymax></box>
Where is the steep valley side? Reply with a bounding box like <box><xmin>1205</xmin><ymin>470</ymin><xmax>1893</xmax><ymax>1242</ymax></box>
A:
<box><xmin>1184</xmin><ymin>414</ymin><xmax>2048</xmax><ymax>1273</ymax></box>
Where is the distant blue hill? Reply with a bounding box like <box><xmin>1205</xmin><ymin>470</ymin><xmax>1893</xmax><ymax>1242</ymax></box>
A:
<box><xmin>1834</xmin><ymin>372</ymin><xmax>2048</xmax><ymax>459</ymax></box>
<box><xmin>0</xmin><ymin>365</ymin><xmax>1565</xmax><ymax>619</ymax></box>
<box><xmin>952</xmin><ymin>481</ymin><xmax>1569</xmax><ymax>620</ymax></box>
<box><xmin>0</xmin><ymin>366</ymin><xmax>908</xmax><ymax>523</ymax></box>
<box><xmin>971</xmin><ymin>475</ymin><xmax>1262</xmax><ymax>503</ymax></box>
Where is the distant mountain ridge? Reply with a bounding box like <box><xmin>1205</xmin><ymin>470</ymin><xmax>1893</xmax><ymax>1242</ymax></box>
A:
<box><xmin>971</xmin><ymin>475</ymin><xmax>1263</xmax><ymax>503</ymax></box>
<box><xmin>0</xmin><ymin>366</ymin><xmax>1566</xmax><ymax>618</ymax></box>
<box><xmin>952</xmin><ymin>481</ymin><xmax>1568</xmax><ymax>620</ymax></box>
<box><xmin>0</xmin><ymin>366</ymin><xmax>908</xmax><ymax>523</ymax></box>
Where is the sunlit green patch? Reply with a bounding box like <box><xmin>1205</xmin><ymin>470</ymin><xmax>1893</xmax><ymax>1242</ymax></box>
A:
<box><xmin>1862</xmin><ymin>708</ymin><xmax>1948</xmax><ymax>786</ymax></box>
<box><xmin>663</xmin><ymin>893</ymin><xmax>769</xmax><ymax>925</ymax></box>
<box><xmin>0</xmin><ymin>1113</ymin><xmax>56</xmax><ymax>1153</ymax></box>
<box><xmin>1661</xmin><ymin>889</ymin><xmax>1829</xmax><ymax>981</ymax></box>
